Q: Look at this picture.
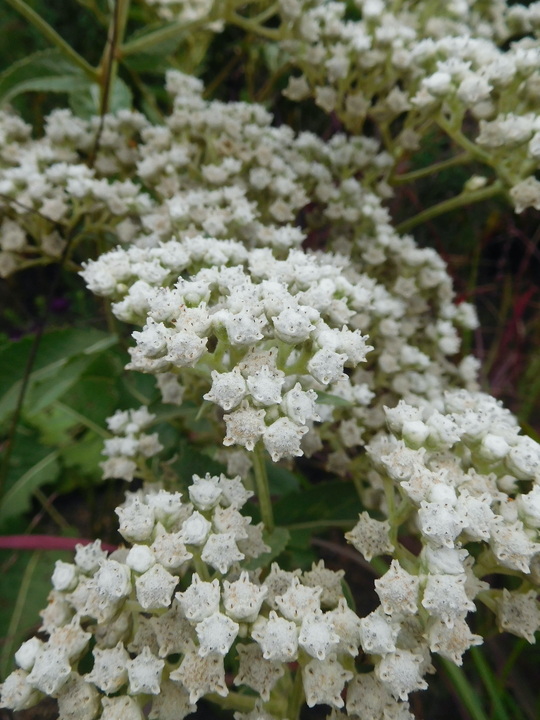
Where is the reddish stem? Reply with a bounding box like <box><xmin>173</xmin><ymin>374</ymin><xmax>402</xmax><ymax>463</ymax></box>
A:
<box><xmin>0</xmin><ymin>535</ymin><xmax>117</xmax><ymax>553</ymax></box>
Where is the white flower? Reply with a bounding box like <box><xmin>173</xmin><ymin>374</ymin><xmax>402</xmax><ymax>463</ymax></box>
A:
<box><xmin>204</xmin><ymin>369</ymin><xmax>248</xmax><ymax>411</ymax></box>
<box><xmin>127</xmin><ymin>646</ymin><xmax>165</xmax><ymax>694</ymax></box>
<box><xmin>359</xmin><ymin>608</ymin><xmax>399</xmax><ymax>654</ymax></box>
<box><xmin>234</xmin><ymin>643</ymin><xmax>284</xmax><ymax>701</ymax></box>
<box><xmin>427</xmin><ymin>618</ymin><xmax>483</xmax><ymax>664</ymax></box>
<box><xmin>0</xmin><ymin>670</ymin><xmax>42</xmax><ymax>711</ymax></box>
<box><xmin>298</xmin><ymin>611</ymin><xmax>340</xmax><ymax>660</ymax></box>
<box><xmin>302</xmin><ymin>654</ymin><xmax>353</xmax><ymax>708</ymax></box>
<box><xmin>26</xmin><ymin>644</ymin><xmax>71</xmax><ymax>695</ymax></box>
<box><xmin>327</xmin><ymin>598</ymin><xmax>363</xmax><ymax>657</ymax></box>
<box><xmin>135</xmin><ymin>563</ymin><xmax>179</xmax><ymax>610</ymax></box>
<box><xmin>282</xmin><ymin>383</ymin><xmax>320</xmax><ymax>424</ymax></box>
<box><xmin>176</xmin><ymin>575</ymin><xmax>221</xmax><ymax>622</ymax></box>
<box><xmin>180</xmin><ymin>511</ymin><xmax>211</xmax><ymax>546</ymax></box>
<box><xmin>51</xmin><ymin>561</ymin><xmax>79</xmax><ymax>592</ymax></box>
<box><xmin>170</xmin><ymin>642</ymin><xmax>228</xmax><ymax>704</ymax></box>
<box><xmin>496</xmin><ymin>588</ymin><xmax>540</xmax><ymax>643</ymax></box>
<box><xmin>251</xmin><ymin>611</ymin><xmax>298</xmax><ymax>662</ymax></box>
<box><xmin>275</xmin><ymin>577</ymin><xmax>322</xmax><ymax>621</ymax></box>
<box><xmin>101</xmin><ymin>696</ymin><xmax>145</xmax><ymax>720</ymax></box>
<box><xmin>308</xmin><ymin>349</ymin><xmax>347</xmax><ymax>385</ymax></box>
<box><xmin>374</xmin><ymin>561</ymin><xmax>420</xmax><ymax>616</ymax></box>
<box><xmin>95</xmin><ymin>559</ymin><xmax>132</xmax><ymax>600</ymax></box>
<box><xmin>189</xmin><ymin>474</ymin><xmax>222</xmax><ymax>510</ymax></box>
<box><xmin>223</xmin><ymin>571</ymin><xmax>268</xmax><ymax>622</ymax></box>
<box><xmin>74</xmin><ymin>540</ymin><xmax>107</xmax><ymax>574</ymax></box>
<box><xmin>14</xmin><ymin>637</ymin><xmax>43</xmax><ymax>672</ymax></box>
<box><xmin>149</xmin><ymin>679</ymin><xmax>196</xmax><ymax>720</ymax></box>
<box><xmin>421</xmin><ymin>574</ymin><xmax>475</xmax><ymax>628</ymax></box>
<box><xmin>201</xmin><ymin>532</ymin><xmax>245</xmax><ymax>574</ymax></box>
<box><xmin>116</xmin><ymin>498</ymin><xmax>155</xmax><ymax>542</ymax></box>
<box><xmin>376</xmin><ymin>649</ymin><xmax>428</xmax><ymax>701</ymax></box>
<box><xmin>166</xmin><ymin>330</ymin><xmax>207</xmax><ymax>366</ymax></box>
<box><xmin>126</xmin><ymin>545</ymin><xmax>156</xmax><ymax>573</ymax></box>
<box><xmin>196</xmin><ymin>611</ymin><xmax>239</xmax><ymax>656</ymax></box>
<box><xmin>222</xmin><ymin>310</ymin><xmax>266</xmax><ymax>345</ymax></box>
<box><xmin>86</xmin><ymin>642</ymin><xmax>129</xmax><ymax>693</ymax></box>
<box><xmin>346</xmin><ymin>512</ymin><xmax>395</xmax><ymax>561</ymax></box>
<box><xmin>272</xmin><ymin>307</ymin><xmax>315</xmax><ymax>343</ymax></box>
<box><xmin>223</xmin><ymin>402</ymin><xmax>266</xmax><ymax>451</ymax></box>
<box><xmin>246</xmin><ymin>365</ymin><xmax>285</xmax><ymax>406</ymax></box>
<box><xmin>263</xmin><ymin>417</ymin><xmax>308</xmax><ymax>461</ymax></box>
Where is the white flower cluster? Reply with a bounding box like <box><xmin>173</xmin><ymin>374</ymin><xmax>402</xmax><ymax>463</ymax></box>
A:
<box><xmin>0</xmin><ymin>473</ymin><xmax>267</xmax><ymax>717</ymax></box>
<box><xmin>101</xmin><ymin>406</ymin><xmax>163</xmax><ymax>481</ymax></box>
<box><xmin>81</xmin><ymin>236</ymin><xmax>374</xmax><ymax>460</ymax></box>
<box><xmin>344</xmin><ymin>388</ymin><xmax>540</xmax><ymax>674</ymax></box>
<box><xmin>1</xmin><ymin>73</ymin><xmax>479</xmax><ymax>466</ymax></box>
<box><xmin>274</xmin><ymin>0</ymin><xmax>540</xmax><ymax>211</ymax></box>
<box><xmin>0</xmin><ymin>471</ymin><xmax>422</xmax><ymax>718</ymax></box>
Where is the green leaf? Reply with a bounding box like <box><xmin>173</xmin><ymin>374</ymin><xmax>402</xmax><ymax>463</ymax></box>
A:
<box><xmin>69</xmin><ymin>76</ymin><xmax>132</xmax><ymax>118</ymax></box>
<box><xmin>0</xmin><ymin>328</ymin><xmax>117</xmax><ymax>426</ymax></box>
<box><xmin>267</xmin><ymin>462</ymin><xmax>301</xmax><ymax>496</ymax></box>
<box><xmin>0</xmin><ymin>448</ymin><xmax>59</xmax><ymax>525</ymax></box>
<box><xmin>0</xmin><ymin>49</ymin><xmax>85</xmax><ymax>106</ymax></box>
<box><xmin>273</xmin><ymin>481</ymin><xmax>360</xmax><ymax>526</ymax></box>
<box><xmin>0</xmin><ymin>549</ymin><xmax>70</xmax><ymax>679</ymax></box>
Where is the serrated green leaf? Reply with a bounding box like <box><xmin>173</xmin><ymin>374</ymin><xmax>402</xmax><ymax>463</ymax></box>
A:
<box><xmin>0</xmin><ymin>49</ymin><xmax>85</xmax><ymax>106</ymax></box>
<box><xmin>0</xmin><ymin>450</ymin><xmax>59</xmax><ymax>525</ymax></box>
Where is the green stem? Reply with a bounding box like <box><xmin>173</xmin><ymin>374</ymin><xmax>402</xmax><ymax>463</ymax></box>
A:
<box><xmin>206</xmin><ymin>691</ymin><xmax>257</xmax><ymax>713</ymax></box>
<box><xmin>288</xmin><ymin>664</ymin><xmax>305</xmax><ymax>720</ymax></box>
<box><xmin>391</xmin><ymin>152</ymin><xmax>472</xmax><ymax>185</ymax></box>
<box><xmin>252</xmin><ymin>443</ymin><xmax>274</xmax><ymax>533</ymax></box>
<box><xmin>192</xmin><ymin>551</ymin><xmax>211</xmax><ymax>581</ymax></box>
<box><xmin>439</xmin><ymin>657</ymin><xmax>489</xmax><ymax>720</ymax></box>
<box><xmin>470</xmin><ymin>646</ymin><xmax>511</xmax><ymax>720</ymax></box>
<box><xmin>5</xmin><ymin>0</ymin><xmax>97</xmax><ymax>79</ymax></box>
<box><xmin>0</xmin><ymin>551</ymin><xmax>41</xmax><ymax>678</ymax></box>
<box><xmin>395</xmin><ymin>180</ymin><xmax>504</xmax><ymax>234</ymax></box>
<box><xmin>53</xmin><ymin>402</ymin><xmax>110</xmax><ymax>438</ymax></box>
<box><xmin>121</xmin><ymin>16</ymin><xmax>210</xmax><ymax>56</ymax></box>
<box><xmin>226</xmin><ymin>10</ymin><xmax>282</xmax><ymax>39</ymax></box>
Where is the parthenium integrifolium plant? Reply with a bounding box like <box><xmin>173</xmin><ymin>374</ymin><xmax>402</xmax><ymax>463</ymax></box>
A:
<box><xmin>1</xmin><ymin>1</ymin><xmax>540</xmax><ymax>718</ymax></box>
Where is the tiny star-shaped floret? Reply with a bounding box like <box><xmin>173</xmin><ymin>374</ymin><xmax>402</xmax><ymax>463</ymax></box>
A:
<box><xmin>195</xmin><ymin>611</ymin><xmax>239</xmax><ymax>656</ymax></box>
<box><xmin>127</xmin><ymin>646</ymin><xmax>165</xmax><ymax>695</ymax></box>
<box><xmin>275</xmin><ymin>576</ymin><xmax>322</xmax><ymax>620</ymax></box>
<box><xmin>302</xmin><ymin>654</ymin><xmax>353</xmax><ymax>708</ymax></box>
<box><xmin>234</xmin><ymin>642</ymin><xmax>285</xmax><ymax>701</ymax></box>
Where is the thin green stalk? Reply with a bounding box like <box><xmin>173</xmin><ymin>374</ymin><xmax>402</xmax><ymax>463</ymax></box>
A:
<box><xmin>120</xmin><ymin>16</ymin><xmax>210</xmax><ymax>56</ymax></box>
<box><xmin>206</xmin><ymin>691</ymin><xmax>257</xmax><ymax>713</ymax></box>
<box><xmin>53</xmin><ymin>402</ymin><xmax>110</xmax><ymax>438</ymax></box>
<box><xmin>391</xmin><ymin>152</ymin><xmax>472</xmax><ymax>185</ymax></box>
<box><xmin>0</xmin><ymin>551</ymin><xmax>41</xmax><ymax>677</ymax></box>
<box><xmin>470</xmin><ymin>646</ymin><xmax>511</xmax><ymax>720</ymax></box>
<box><xmin>227</xmin><ymin>10</ymin><xmax>282</xmax><ymax>39</ymax></box>
<box><xmin>395</xmin><ymin>181</ymin><xmax>504</xmax><ymax>234</ymax></box>
<box><xmin>288</xmin><ymin>664</ymin><xmax>305</xmax><ymax>720</ymax></box>
<box><xmin>5</xmin><ymin>0</ymin><xmax>97</xmax><ymax>79</ymax></box>
<box><xmin>440</xmin><ymin>657</ymin><xmax>489</xmax><ymax>720</ymax></box>
<box><xmin>252</xmin><ymin>443</ymin><xmax>274</xmax><ymax>533</ymax></box>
